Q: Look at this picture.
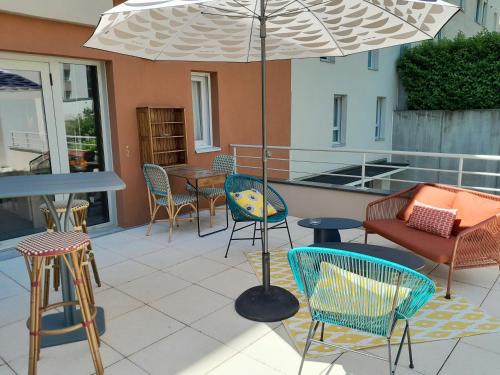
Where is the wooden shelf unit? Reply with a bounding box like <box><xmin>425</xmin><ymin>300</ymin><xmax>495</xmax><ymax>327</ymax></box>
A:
<box><xmin>137</xmin><ymin>107</ymin><xmax>188</xmax><ymax>167</ymax></box>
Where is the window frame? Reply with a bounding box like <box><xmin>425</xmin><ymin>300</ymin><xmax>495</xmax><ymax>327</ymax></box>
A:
<box><xmin>320</xmin><ymin>56</ymin><xmax>335</xmax><ymax>64</ymax></box>
<box><xmin>475</xmin><ymin>0</ymin><xmax>488</xmax><ymax>25</ymax></box>
<box><xmin>332</xmin><ymin>94</ymin><xmax>347</xmax><ymax>146</ymax></box>
<box><xmin>375</xmin><ymin>97</ymin><xmax>386</xmax><ymax>141</ymax></box>
<box><xmin>368</xmin><ymin>50</ymin><xmax>379</xmax><ymax>71</ymax></box>
<box><xmin>191</xmin><ymin>72</ymin><xmax>213</xmax><ymax>152</ymax></box>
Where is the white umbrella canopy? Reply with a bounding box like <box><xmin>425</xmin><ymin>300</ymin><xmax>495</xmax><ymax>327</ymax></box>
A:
<box><xmin>86</xmin><ymin>0</ymin><xmax>459</xmax><ymax>61</ymax></box>
<box><xmin>85</xmin><ymin>0</ymin><xmax>459</xmax><ymax>323</ymax></box>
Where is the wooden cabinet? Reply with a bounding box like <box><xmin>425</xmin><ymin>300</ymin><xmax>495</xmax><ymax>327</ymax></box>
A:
<box><xmin>136</xmin><ymin>106</ymin><xmax>187</xmax><ymax>167</ymax></box>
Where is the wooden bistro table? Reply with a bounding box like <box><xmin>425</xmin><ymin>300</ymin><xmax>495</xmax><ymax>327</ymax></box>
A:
<box><xmin>166</xmin><ymin>166</ymin><xmax>229</xmax><ymax>237</ymax></box>
<box><xmin>0</xmin><ymin>171</ymin><xmax>125</xmax><ymax>347</ymax></box>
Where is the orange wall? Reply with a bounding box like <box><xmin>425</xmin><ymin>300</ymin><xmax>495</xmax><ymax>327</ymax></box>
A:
<box><xmin>0</xmin><ymin>12</ymin><xmax>291</xmax><ymax>227</ymax></box>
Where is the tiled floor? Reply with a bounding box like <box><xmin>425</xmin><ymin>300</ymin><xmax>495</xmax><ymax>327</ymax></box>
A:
<box><xmin>0</xmin><ymin>213</ymin><xmax>499</xmax><ymax>375</ymax></box>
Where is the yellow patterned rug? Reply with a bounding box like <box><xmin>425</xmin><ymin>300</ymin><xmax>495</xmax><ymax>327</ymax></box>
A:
<box><xmin>246</xmin><ymin>248</ymin><xmax>500</xmax><ymax>356</ymax></box>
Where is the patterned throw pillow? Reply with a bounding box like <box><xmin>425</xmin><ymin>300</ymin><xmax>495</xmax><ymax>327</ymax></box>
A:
<box><xmin>230</xmin><ymin>189</ymin><xmax>277</xmax><ymax>217</ymax></box>
<box><xmin>310</xmin><ymin>262</ymin><xmax>411</xmax><ymax>317</ymax></box>
<box><xmin>407</xmin><ymin>200</ymin><xmax>457</xmax><ymax>238</ymax></box>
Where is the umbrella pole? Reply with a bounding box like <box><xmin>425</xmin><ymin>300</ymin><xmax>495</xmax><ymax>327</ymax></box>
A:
<box><xmin>233</xmin><ymin>2</ymin><xmax>299</xmax><ymax>322</ymax></box>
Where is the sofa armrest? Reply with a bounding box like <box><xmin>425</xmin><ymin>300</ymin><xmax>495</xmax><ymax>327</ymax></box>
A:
<box><xmin>365</xmin><ymin>185</ymin><xmax>417</xmax><ymax>221</ymax></box>
<box><xmin>452</xmin><ymin>214</ymin><xmax>500</xmax><ymax>269</ymax></box>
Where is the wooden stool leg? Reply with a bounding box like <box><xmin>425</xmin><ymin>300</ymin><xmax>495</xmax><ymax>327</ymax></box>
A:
<box><xmin>88</xmin><ymin>249</ymin><xmax>101</xmax><ymax>288</ymax></box>
<box><xmin>42</xmin><ymin>257</ymin><xmax>51</xmax><ymax>308</ymax></box>
<box><xmin>68</xmin><ymin>252</ymin><xmax>103</xmax><ymax>375</ymax></box>
<box><xmin>28</xmin><ymin>256</ymin><xmax>43</xmax><ymax>375</ymax></box>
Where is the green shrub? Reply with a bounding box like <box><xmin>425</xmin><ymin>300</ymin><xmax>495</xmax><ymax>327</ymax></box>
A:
<box><xmin>397</xmin><ymin>32</ymin><xmax>500</xmax><ymax>110</ymax></box>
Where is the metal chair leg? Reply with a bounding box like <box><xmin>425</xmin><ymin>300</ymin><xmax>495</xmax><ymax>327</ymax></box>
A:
<box><xmin>299</xmin><ymin>321</ymin><xmax>319</xmax><ymax>375</ymax></box>
<box><xmin>319</xmin><ymin>322</ymin><xmax>325</xmax><ymax>341</ymax></box>
<box><xmin>225</xmin><ymin>221</ymin><xmax>237</xmax><ymax>258</ymax></box>
<box><xmin>407</xmin><ymin>321</ymin><xmax>414</xmax><ymax>369</ymax></box>
<box><xmin>252</xmin><ymin>221</ymin><xmax>257</xmax><ymax>246</ymax></box>
<box><xmin>387</xmin><ymin>337</ymin><xmax>393</xmax><ymax>375</ymax></box>
<box><xmin>285</xmin><ymin>218</ymin><xmax>293</xmax><ymax>248</ymax></box>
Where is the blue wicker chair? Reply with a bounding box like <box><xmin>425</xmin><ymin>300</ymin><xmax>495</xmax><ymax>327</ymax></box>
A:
<box><xmin>288</xmin><ymin>247</ymin><xmax>435</xmax><ymax>375</ymax></box>
<box><xmin>143</xmin><ymin>164</ymin><xmax>197</xmax><ymax>241</ymax></box>
<box><xmin>224</xmin><ymin>174</ymin><xmax>293</xmax><ymax>258</ymax></box>
<box><xmin>187</xmin><ymin>154</ymin><xmax>235</xmax><ymax>227</ymax></box>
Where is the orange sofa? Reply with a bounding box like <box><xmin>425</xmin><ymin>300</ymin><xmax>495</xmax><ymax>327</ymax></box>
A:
<box><xmin>364</xmin><ymin>183</ymin><xmax>500</xmax><ymax>298</ymax></box>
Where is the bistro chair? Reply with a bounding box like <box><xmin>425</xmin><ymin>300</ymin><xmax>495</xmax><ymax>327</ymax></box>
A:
<box><xmin>17</xmin><ymin>232</ymin><xmax>103</xmax><ymax>375</ymax></box>
<box><xmin>143</xmin><ymin>163</ymin><xmax>197</xmax><ymax>241</ymax></box>
<box><xmin>224</xmin><ymin>173</ymin><xmax>293</xmax><ymax>257</ymax></box>
<box><xmin>288</xmin><ymin>247</ymin><xmax>435</xmax><ymax>375</ymax></box>
<box><xmin>187</xmin><ymin>154</ymin><xmax>235</xmax><ymax>227</ymax></box>
<box><xmin>39</xmin><ymin>199</ymin><xmax>100</xmax><ymax>307</ymax></box>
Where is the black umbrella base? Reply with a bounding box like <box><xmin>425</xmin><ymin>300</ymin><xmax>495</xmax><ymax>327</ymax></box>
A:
<box><xmin>235</xmin><ymin>285</ymin><xmax>300</xmax><ymax>322</ymax></box>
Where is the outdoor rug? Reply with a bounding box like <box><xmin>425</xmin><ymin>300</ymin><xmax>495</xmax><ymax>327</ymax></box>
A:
<box><xmin>246</xmin><ymin>248</ymin><xmax>500</xmax><ymax>356</ymax></box>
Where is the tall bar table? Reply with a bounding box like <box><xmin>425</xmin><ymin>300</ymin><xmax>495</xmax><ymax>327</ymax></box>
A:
<box><xmin>0</xmin><ymin>171</ymin><xmax>125</xmax><ymax>347</ymax></box>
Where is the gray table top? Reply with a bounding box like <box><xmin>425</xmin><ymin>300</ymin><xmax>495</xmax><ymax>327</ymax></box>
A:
<box><xmin>0</xmin><ymin>171</ymin><xmax>126</xmax><ymax>198</ymax></box>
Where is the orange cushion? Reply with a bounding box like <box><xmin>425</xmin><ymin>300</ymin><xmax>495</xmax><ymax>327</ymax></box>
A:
<box><xmin>364</xmin><ymin>219</ymin><xmax>456</xmax><ymax>264</ymax></box>
<box><xmin>397</xmin><ymin>185</ymin><xmax>457</xmax><ymax>221</ymax></box>
<box><xmin>452</xmin><ymin>191</ymin><xmax>500</xmax><ymax>233</ymax></box>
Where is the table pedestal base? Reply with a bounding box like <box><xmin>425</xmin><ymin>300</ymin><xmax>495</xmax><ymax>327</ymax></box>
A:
<box><xmin>235</xmin><ymin>285</ymin><xmax>299</xmax><ymax>322</ymax></box>
<box><xmin>313</xmin><ymin>228</ymin><xmax>341</xmax><ymax>243</ymax></box>
<box><xmin>40</xmin><ymin>307</ymin><xmax>105</xmax><ymax>348</ymax></box>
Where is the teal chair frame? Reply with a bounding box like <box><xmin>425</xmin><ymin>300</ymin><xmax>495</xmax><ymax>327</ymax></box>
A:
<box><xmin>288</xmin><ymin>247</ymin><xmax>435</xmax><ymax>375</ymax></box>
<box><xmin>224</xmin><ymin>174</ymin><xmax>293</xmax><ymax>257</ymax></box>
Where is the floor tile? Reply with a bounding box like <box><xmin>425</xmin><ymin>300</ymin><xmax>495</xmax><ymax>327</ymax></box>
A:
<box><xmin>439</xmin><ymin>342</ymin><xmax>500</xmax><ymax>375</ymax></box>
<box><xmin>116</xmin><ymin>271</ymin><xmax>191</xmax><ymax>304</ymax></box>
<box><xmin>331</xmin><ymin>351</ymin><xmax>418</xmax><ymax>375</ymax></box>
<box><xmin>150</xmin><ymin>284</ymin><xmax>231</xmax><ymax>324</ymax></box>
<box><xmin>107</xmin><ymin>238</ymin><xmax>165</xmax><ymax>259</ymax></box>
<box><xmin>0</xmin><ymin>293</ymin><xmax>29</xmax><ymax>328</ymax></box>
<box><xmin>431</xmin><ymin>265</ymin><xmax>499</xmax><ymax>289</ymax></box>
<box><xmin>208</xmin><ymin>352</ymin><xmax>282</xmax><ymax>375</ymax></box>
<box><xmin>431</xmin><ymin>276</ymin><xmax>490</xmax><ymax>306</ymax></box>
<box><xmin>0</xmin><ymin>272</ymin><xmax>26</xmax><ymax>300</ymax></box>
<box><xmin>92</xmin><ymin>246</ymin><xmax>128</xmax><ymax>269</ymax></box>
<box><xmin>462</xmin><ymin>331</ymin><xmax>500</xmax><ymax>355</ymax></box>
<box><xmin>198</xmin><ymin>268</ymin><xmax>259</xmax><ymax>299</ymax></box>
<box><xmin>0</xmin><ymin>364</ymin><xmax>15</xmax><ymax>375</ymax></box>
<box><xmin>137</xmin><ymin>247</ymin><xmax>196</xmax><ymax>269</ymax></box>
<box><xmin>235</xmin><ymin>261</ymin><xmax>253</xmax><ymax>273</ymax></box>
<box><xmin>480</xmin><ymin>289</ymin><xmax>500</xmax><ymax>318</ymax></box>
<box><xmin>202</xmin><ymin>247</ymin><xmax>248</xmax><ymax>267</ymax></box>
<box><xmin>129</xmin><ymin>327</ymin><xmax>237</xmax><ymax>375</ymax></box>
<box><xmin>99</xmin><ymin>260</ymin><xmax>155</xmax><ymax>287</ymax></box>
<box><xmin>0</xmin><ymin>257</ymin><xmax>30</xmax><ymax>290</ymax></box>
<box><xmin>103</xmin><ymin>305</ymin><xmax>184</xmax><ymax>356</ymax></box>
<box><xmin>0</xmin><ymin>320</ymin><xmax>29</xmax><ymax>362</ymax></box>
<box><xmin>167</xmin><ymin>257</ymin><xmax>229</xmax><ymax>283</ymax></box>
<box><xmin>105</xmin><ymin>358</ymin><xmax>149</xmax><ymax>374</ymax></box>
<box><xmin>191</xmin><ymin>304</ymin><xmax>278</xmax><ymax>351</ymax></box>
<box><xmin>244</xmin><ymin>325</ymin><xmax>338</xmax><ymax>375</ymax></box>
<box><xmin>8</xmin><ymin>342</ymin><xmax>123</xmax><ymax>375</ymax></box>
<box><xmin>94</xmin><ymin>288</ymin><xmax>143</xmax><ymax>319</ymax></box>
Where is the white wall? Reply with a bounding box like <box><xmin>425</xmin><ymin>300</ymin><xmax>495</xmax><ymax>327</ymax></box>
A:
<box><xmin>0</xmin><ymin>0</ymin><xmax>113</xmax><ymax>26</ymax></box>
<box><xmin>290</xmin><ymin>47</ymin><xmax>400</xmax><ymax>179</ymax></box>
<box><xmin>441</xmin><ymin>0</ymin><xmax>500</xmax><ymax>37</ymax></box>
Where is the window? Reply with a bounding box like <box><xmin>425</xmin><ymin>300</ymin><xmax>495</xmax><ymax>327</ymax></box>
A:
<box><xmin>459</xmin><ymin>0</ymin><xmax>464</xmax><ymax>10</ymax></box>
<box><xmin>375</xmin><ymin>97</ymin><xmax>386</xmax><ymax>140</ymax></box>
<box><xmin>332</xmin><ymin>95</ymin><xmax>346</xmax><ymax>145</ymax></box>
<box><xmin>320</xmin><ymin>56</ymin><xmax>335</xmax><ymax>64</ymax></box>
<box><xmin>191</xmin><ymin>72</ymin><xmax>213</xmax><ymax>151</ymax></box>
<box><xmin>475</xmin><ymin>0</ymin><xmax>488</xmax><ymax>25</ymax></box>
<box><xmin>368</xmin><ymin>50</ymin><xmax>379</xmax><ymax>70</ymax></box>
<box><xmin>493</xmin><ymin>12</ymin><xmax>498</xmax><ymax>31</ymax></box>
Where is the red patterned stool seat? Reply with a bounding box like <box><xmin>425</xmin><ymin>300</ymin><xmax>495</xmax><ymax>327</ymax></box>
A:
<box><xmin>17</xmin><ymin>232</ymin><xmax>90</xmax><ymax>257</ymax></box>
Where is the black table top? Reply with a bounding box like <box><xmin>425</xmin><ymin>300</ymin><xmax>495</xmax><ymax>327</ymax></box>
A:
<box><xmin>297</xmin><ymin>217</ymin><xmax>362</xmax><ymax>230</ymax></box>
<box><xmin>311</xmin><ymin>242</ymin><xmax>425</xmax><ymax>270</ymax></box>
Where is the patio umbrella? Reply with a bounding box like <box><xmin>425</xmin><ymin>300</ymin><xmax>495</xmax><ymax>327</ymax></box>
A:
<box><xmin>85</xmin><ymin>0</ymin><xmax>459</xmax><ymax>322</ymax></box>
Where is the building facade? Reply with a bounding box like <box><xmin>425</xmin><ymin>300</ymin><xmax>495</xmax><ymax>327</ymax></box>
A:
<box><xmin>0</xmin><ymin>1</ymin><xmax>292</xmax><ymax>248</ymax></box>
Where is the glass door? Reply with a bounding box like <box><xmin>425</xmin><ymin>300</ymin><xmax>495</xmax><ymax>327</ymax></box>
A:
<box><xmin>0</xmin><ymin>60</ymin><xmax>61</xmax><ymax>243</ymax></box>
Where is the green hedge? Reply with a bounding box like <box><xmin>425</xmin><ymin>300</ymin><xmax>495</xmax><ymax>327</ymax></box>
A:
<box><xmin>397</xmin><ymin>32</ymin><xmax>500</xmax><ymax>110</ymax></box>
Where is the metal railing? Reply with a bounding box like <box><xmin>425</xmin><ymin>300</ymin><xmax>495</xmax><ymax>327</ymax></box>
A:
<box><xmin>9</xmin><ymin>131</ymin><xmax>97</xmax><ymax>153</ymax></box>
<box><xmin>231</xmin><ymin>144</ymin><xmax>500</xmax><ymax>193</ymax></box>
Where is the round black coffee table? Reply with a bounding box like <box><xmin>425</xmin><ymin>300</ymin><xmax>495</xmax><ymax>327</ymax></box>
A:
<box><xmin>312</xmin><ymin>242</ymin><xmax>425</xmax><ymax>270</ymax></box>
<box><xmin>297</xmin><ymin>217</ymin><xmax>362</xmax><ymax>244</ymax></box>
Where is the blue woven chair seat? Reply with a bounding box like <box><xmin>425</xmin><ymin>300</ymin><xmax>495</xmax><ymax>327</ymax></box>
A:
<box><xmin>156</xmin><ymin>194</ymin><xmax>196</xmax><ymax>207</ymax></box>
<box><xmin>187</xmin><ymin>185</ymin><xmax>225</xmax><ymax>199</ymax></box>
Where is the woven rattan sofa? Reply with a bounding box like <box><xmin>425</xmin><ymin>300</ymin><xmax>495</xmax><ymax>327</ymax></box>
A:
<box><xmin>364</xmin><ymin>183</ymin><xmax>500</xmax><ymax>299</ymax></box>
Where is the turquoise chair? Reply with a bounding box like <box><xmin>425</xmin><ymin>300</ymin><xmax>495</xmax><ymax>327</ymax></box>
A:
<box><xmin>288</xmin><ymin>247</ymin><xmax>435</xmax><ymax>375</ymax></box>
<box><xmin>224</xmin><ymin>174</ymin><xmax>293</xmax><ymax>257</ymax></box>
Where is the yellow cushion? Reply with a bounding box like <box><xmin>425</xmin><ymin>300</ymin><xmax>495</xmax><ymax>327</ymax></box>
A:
<box><xmin>310</xmin><ymin>262</ymin><xmax>411</xmax><ymax>317</ymax></box>
<box><xmin>230</xmin><ymin>189</ymin><xmax>277</xmax><ymax>217</ymax></box>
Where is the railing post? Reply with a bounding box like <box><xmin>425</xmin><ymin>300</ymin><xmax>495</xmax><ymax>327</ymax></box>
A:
<box><xmin>457</xmin><ymin>157</ymin><xmax>463</xmax><ymax>187</ymax></box>
<box><xmin>361</xmin><ymin>153</ymin><xmax>366</xmax><ymax>189</ymax></box>
<box><xmin>233</xmin><ymin>146</ymin><xmax>237</xmax><ymax>174</ymax></box>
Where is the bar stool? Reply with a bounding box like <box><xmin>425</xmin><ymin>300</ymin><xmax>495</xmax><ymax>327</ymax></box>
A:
<box><xmin>17</xmin><ymin>232</ymin><xmax>103</xmax><ymax>375</ymax></box>
<box><xmin>39</xmin><ymin>200</ymin><xmax>101</xmax><ymax>306</ymax></box>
